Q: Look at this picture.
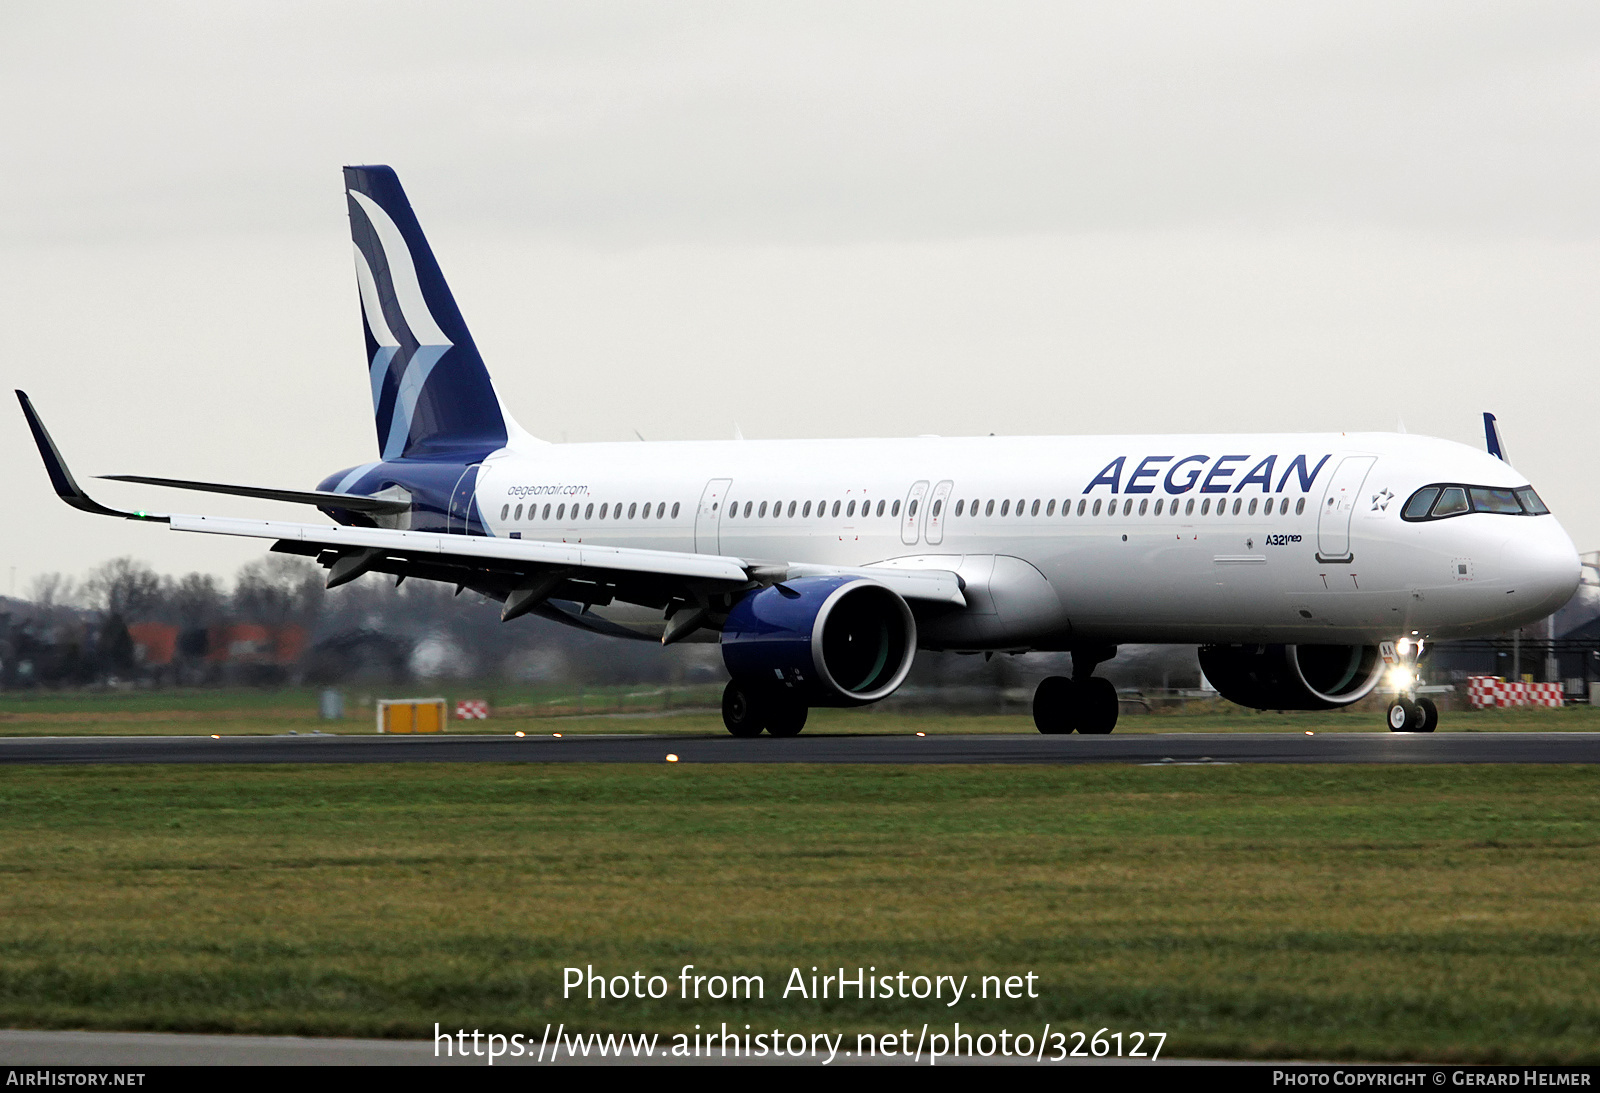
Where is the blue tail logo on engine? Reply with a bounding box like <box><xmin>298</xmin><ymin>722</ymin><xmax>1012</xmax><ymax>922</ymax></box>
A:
<box><xmin>344</xmin><ymin>165</ymin><xmax>507</xmax><ymax>461</ymax></box>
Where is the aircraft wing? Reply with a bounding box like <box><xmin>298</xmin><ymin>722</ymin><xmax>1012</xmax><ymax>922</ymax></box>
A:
<box><xmin>18</xmin><ymin>388</ymin><xmax>964</xmax><ymax>642</ymax></box>
<box><xmin>167</xmin><ymin>512</ymin><xmax>965</xmax><ymax>606</ymax></box>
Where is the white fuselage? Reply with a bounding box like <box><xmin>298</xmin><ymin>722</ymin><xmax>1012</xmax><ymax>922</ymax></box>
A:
<box><xmin>467</xmin><ymin>431</ymin><xmax>1578</xmax><ymax>650</ymax></box>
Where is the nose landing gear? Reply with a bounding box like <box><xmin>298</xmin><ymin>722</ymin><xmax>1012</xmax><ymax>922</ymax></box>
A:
<box><xmin>1382</xmin><ymin>638</ymin><xmax>1438</xmax><ymax>733</ymax></box>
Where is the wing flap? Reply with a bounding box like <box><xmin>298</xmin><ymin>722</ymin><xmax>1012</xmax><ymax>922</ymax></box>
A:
<box><xmin>167</xmin><ymin>514</ymin><xmax>753</xmax><ymax>583</ymax></box>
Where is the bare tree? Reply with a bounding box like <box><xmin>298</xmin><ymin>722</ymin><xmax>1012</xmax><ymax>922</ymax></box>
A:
<box><xmin>83</xmin><ymin>558</ymin><xmax>163</xmax><ymax>622</ymax></box>
<box><xmin>163</xmin><ymin>572</ymin><xmax>226</xmax><ymax>629</ymax></box>
<box><xmin>27</xmin><ymin>573</ymin><xmax>77</xmax><ymax>611</ymax></box>
<box><xmin>233</xmin><ymin>555</ymin><xmax>323</xmax><ymax>626</ymax></box>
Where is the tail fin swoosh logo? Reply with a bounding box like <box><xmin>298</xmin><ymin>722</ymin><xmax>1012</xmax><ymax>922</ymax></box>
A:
<box><xmin>349</xmin><ymin>189</ymin><xmax>456</xmax><ymax>460</ymax></box>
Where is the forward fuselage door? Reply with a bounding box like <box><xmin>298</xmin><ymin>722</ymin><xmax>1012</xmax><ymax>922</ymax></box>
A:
<box><xmin>1316</xmin><ymin>455</ymin><xmax>1376</xmax><ymax>562</ymax></box>
<box><xmin>924</xmin><ymin>479</ymin><xmax>954</xmax><ymax>545</ymax></box>
<box><xmin>696</xmin><ymin>478</ymin><xmax>732</xmax><ymax>554</ymax></box>
<box><xmin>900</xmin><ymin>480</ymin><xmax>931</xmax><ymax>545</ymax></box>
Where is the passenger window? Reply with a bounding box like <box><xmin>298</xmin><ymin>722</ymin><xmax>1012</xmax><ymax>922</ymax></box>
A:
<box><xmin>1470</xmin><ymin>487</ymin><xmax>1521</xmax><ymax>515</ymax></box>
<box><xmin>500</xmin><ymin>504</ymin><xmax>509</xmax><ymax>520</ymax></box>
<box><xmin>955</xmin><ymin>499</ymin><xmax>965</xmax><ymax>517</ymax></box>
<box><xmin>985</xmin><ymin>500</ymin><xmax>995</xmax><ymax>517</ymax></box>
<box><xmin>876</xmin><ymin>500</ymin><xmax>886</xmax><ymax>517</ymax></box>
<box><xmin>1231</xmin><ymin>498</ymin><xmax>1241</xmax><ymax>515</ymax></box>
<box><xmin>892</xmin><ymin>500</ymin><xmax>901</xmax><ymax>517</ymax></box>
<box><xmin>1403</xmin><ymin>488</ymin><xmax>1439</xmax><ymax>519</ymax></box>
<box><xmin>848</xmin><ymin>500</ymin><xmax>857</xmax><ymax>517</ymax></box>
<box><xmin>788</xmin><ymin>501</ymin><xmax>797</xmax><ymax>518</ymax></box>
<box><xmin>1030</xmin><ymin>499</ymin><xmax>1040</xmax><ymax>517</ymax></box>
<box><xmin>932</xmin><ymin>499</ymin><xmax>942</xmax><ymax>517</ymax></box>
<box><xmin>1248</xmin><ymin>498</ymin><xmax>1257</xmax><ymax>516</ymax></box>
<box><xmin>1516</xmin><ymin>488</ymin><xmax>1549</xmax><ymax>515</ymax></box>
<box><xmin>511</xmin><ymin>504</ymin><xmax>521</xmax><ymax>520</ymax></box>
<box><xmin>1432</xmin><ymin>487</ymin><xmax>1469</xmax><ymax>517</ymax></box>
<box><xmin>557</xmin><ymin>504</ymin><xmax>566</xmax><ymax>521</ymax></box>
<box><xmin>1016</xmin><ymin>499</ymin><xmax>1024</xmax><ymax>514</ymax></box>
<box><xmin>803</xmin><ymin>501</ymin><xmax>813</xmax><ymax>518</ymax></box>
<box><xmin>833</xmin><ymin>501</ymin><xmax>842</xmax><ymax>517</ymax></box>
<box><xmin>1138</xmin><ymin>499</ymin><xmax>1148</xmax><ymax>516</ymax></box>
<box><xmin>1185</xmin><ymin>499</ymin><xmax>1195</xmax><ymax>516</ymax></box>
<box><xmin>1092</xmin><ymin>499</ymin><xmax>1102</xmax><ymax>516</ymax></box>
<box><xmin>583</xmin><ymin>503</ymin><xmax>594</xmax><ymax>520</ymax></box>
<box><xmin>759</xmin><ymin>502</ymin><xmax>768</xmax><ymax>518</ymax></box>
<box><xmin>1077</xmin><ymin>500</ymin><xmax>1086</xmax><ymax>516</ymax></box>
<box><xmin>1294</xmin><ymin>498</ymin><xmax>1304</xmax><ymax>516</ymax></box>
<box><xmin>1046</xmin><ymin>499</ymin><xmax>1056</xmax><ymax>516</ymax></box>
<box><xmin>542</xmin><ymin>504</ymin><xmax>551</xmax><ymax>520</ymax></box>
<box><xmin>1122</xmin><ymin>499</ymin><xmax>1132</xmax><ymax>516</ymax></box>
<box><xmin>671</xmin><ymin>502</ymin><xmax>680</xmax><ymax>518</ymax></box>
<box><xmin>1280</xmin><ymin>498</ymin><xmax>1289</xmax><ymax>515</ymax></box>
<box><xmin>1200</xmin><ymin>499</ymin><xmax>1210</xmax><ymax>516</ymax></box>
<box><xmin>600</xmin><ymin>503</ymin><xmax>609</xmax><ymax>519</ymax></box>
<box><xmin>657</xmin><ymin>503</ymin><xmax>666</xmax><ymax>519</ymax></box>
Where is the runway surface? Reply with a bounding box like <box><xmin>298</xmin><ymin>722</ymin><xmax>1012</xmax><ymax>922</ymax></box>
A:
<box><xmin>1</xmin><ymin>731</ymin><xmax>1598</xmax><ymax>765</ymax></box>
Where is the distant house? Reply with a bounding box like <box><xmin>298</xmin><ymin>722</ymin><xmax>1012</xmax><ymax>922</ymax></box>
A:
<box><xmin>128</xmin><ymin>623</ymin><xmax>178</xmax><ymax>667</ymax></box>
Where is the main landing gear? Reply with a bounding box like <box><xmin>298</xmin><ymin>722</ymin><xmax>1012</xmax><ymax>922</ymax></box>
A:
<box><xmin>1033</xmin><ymin>645</ymin><xmax>1120</xmax><ymax>735</ymax></box>
<box><xmin>722</xmin><ymin>679</ymin><xmax>809</xmax><ymax>738</ymax></box>
<box><xmin>1383</xmin><ymin>637</ymin><xmax>1438</xmax><ymax>733</ymax></box>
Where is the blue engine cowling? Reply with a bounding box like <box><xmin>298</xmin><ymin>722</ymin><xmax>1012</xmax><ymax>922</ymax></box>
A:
<box><xmin>720</xmin><ymin>576</ymin><xmax>917</xmax><ymax>707</ymax></box>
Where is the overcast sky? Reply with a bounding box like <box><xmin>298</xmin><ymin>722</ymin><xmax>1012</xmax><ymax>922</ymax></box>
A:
<box><xmin>3</xmin><ymin>1</ymin><xmax>1598</xmax><ymax>591</ymax></box>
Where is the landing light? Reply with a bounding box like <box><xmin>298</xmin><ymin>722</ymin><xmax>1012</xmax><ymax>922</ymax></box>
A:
<box><xmin>666</xmin><ymin>754</ymin><xmax>679</xmax><ymax>763</ymax></box>
<box><xmin>916</xmin><ymin>732</ymin><xmax>926</xmax><ymax>737</ymax></box>
<box><xmin>552</xmin><ymin>732</ymin><xmax>563</xmax><ymax>738</ymax></box>
<box><xmin>515</xmin><ymin>731</ymin><xmax>525</xmax><ymax>738</ymax></box>
<box><xmin>1388</xmin><ymin>667</ymin><xmax>1413</xmax><ymax>689</ymax></box>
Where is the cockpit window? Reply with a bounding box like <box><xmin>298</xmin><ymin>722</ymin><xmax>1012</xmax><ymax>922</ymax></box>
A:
<box><xmin>1470</xmin><ymin>488</ymin><xmax>1521</xmax><ymax>515</ymax></box>
<box><xmin>1402</xmin><ymin>488</ymin><xmax>1439</xmax><ymax>519</ymax></box>
<box><xmin>1401</xmin><ymin>483</ymin><xmax>1549</xmax><ymax>521</ymax></box>
<box><xmin>1432</xmin><ymin>487</ymin><xmax>1469</xmax><ymax>517</ymax></box>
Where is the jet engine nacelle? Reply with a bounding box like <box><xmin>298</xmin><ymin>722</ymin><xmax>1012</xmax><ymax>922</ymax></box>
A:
<box><xmin>1197</xmin><ymin>643</ymin><xmax>1385</xmax><ymax>711</ymax></box>
<box><xmin>721</xmin><ymin>576</ymin><xmax>916</xmax><ymax>707</ymax></box>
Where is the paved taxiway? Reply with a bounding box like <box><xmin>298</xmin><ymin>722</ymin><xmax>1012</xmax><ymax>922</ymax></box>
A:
<box><xmin>1</xmin><ymin>731</ymin><xmax>1597</xmax><ymax>765</ymax></box>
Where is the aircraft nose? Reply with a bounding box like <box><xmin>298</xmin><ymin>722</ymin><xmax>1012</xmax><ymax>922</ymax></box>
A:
<box><xmin>1503</xmin><ymin>523</ymin><xmax>1581</xmax><ymax>618</ymax></box>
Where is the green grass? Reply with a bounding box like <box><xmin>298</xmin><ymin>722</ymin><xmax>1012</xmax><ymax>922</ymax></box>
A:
<box><xmin>1</xmin><ymin>684</ymin><xmax>1597</xmax><ymax>736</ymax></box>
<box><xmin>0</xmin><ymin>762</ymin><xmax>1596</xmax><ymax>1061</ymax></box>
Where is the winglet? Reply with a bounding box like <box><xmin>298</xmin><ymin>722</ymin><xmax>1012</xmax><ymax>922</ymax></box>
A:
<box><xmin>14</xmin><ymin>391</ymin><xmax>168</xmax><ymax>522</ymax></box>
<box><xmin>1483</xmin><ymin>412</ymin><xmax>1508</xmax><ymax>462</ymax></box>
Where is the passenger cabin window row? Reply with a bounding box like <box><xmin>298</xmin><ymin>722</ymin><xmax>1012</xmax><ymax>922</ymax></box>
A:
<box><xmin>952</xmin><ymin>496</ymin><xmax>1308</xmax><ymax>518</ymax></box>
<box><xmin>724</xmin><ymin>498</ymin><xmax>903</xmax><ymax>520</ymax></box>
<box><xmin>1401</xmin><ymin>484</ymin><xmax>1549</xmax><ymax>521</ymax></box>
<box><xmin>499</xmin><ymin>501</ymin><xmax>683</xmax><ymax>523</ymax></box>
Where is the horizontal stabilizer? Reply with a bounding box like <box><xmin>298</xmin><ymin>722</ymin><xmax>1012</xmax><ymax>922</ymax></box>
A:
<box><xmin>99</xmin><ymin>475</ymin><xmax>410</xmax><ymax>515</ymax></box>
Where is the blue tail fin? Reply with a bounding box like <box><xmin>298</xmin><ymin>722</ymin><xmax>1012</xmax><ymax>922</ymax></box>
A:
<box><xmin>344</xmin><ymin>165</ymin><xmax>508</xmax><ymax>461</ymax></box>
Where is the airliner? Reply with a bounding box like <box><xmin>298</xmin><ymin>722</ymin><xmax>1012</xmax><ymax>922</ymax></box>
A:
<box><xmin>16</xmin><ymin>166</ymin><xmax>1580</xmax><ymax>736</ymax></box>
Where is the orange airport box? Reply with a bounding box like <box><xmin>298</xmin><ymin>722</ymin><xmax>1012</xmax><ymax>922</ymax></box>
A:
<box><xmin>376</xmin><ymin>698</ymin><xmax>447</xmax><ymax>734</ymax></box>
